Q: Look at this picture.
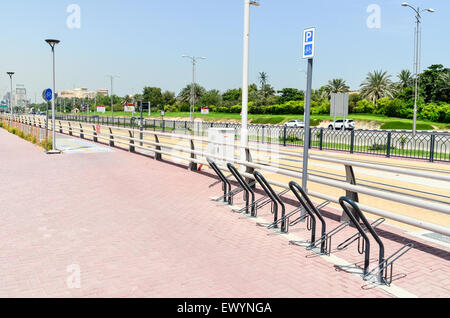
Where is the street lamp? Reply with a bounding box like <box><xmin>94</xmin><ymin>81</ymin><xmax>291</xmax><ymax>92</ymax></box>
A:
<box><xmin>241</xmin><ymin>0</ymin><xmax>259</xmax><ymax>163</ymax></box>
<box><xmin>45</xmin><ymin>39</ymin><xmax>61</xmax><ymax>154</ymax></box>
<box><xmin>401</xmin><ymin>2</ymin><xmax>435</xmax><ymax>135</ymax></box>
<box><xmin>6</xmin><ymin>72</ymin><xmax>14</xmax><ymax>116</ymax></box>
<box><xmin>106</xmin><ymin>75</ymin><xmax>119</xmax><ymax>122</ymax></box>
<box><xmin>182</xmin><ymin>55</ymin><xmax>206</xmax><ymax>122</ymax></box>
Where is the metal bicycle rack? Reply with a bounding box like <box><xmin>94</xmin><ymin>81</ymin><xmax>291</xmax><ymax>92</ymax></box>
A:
<box><xmin>207</xmin><ymin>158</ymin><xmax>232</xmax><ymax>204</ymax></box>
<box><xmin>227</xmin><ymin>163</ymin><xmax>256</xmax><ymax>216</ymax></box>
<box><xmin>253</xmin><ymin>171</ymin><xmax>288</xmax><ymax>233</ymax></box>
<box><xmin>288</xmin><ymin>182</ymin><xmax>330</xmax><ymax>254</ymax></box>
<box><xmin>207</xmin><ymin>158</ymin><xmax>247</xmax><ymax>206</ymax></box>
<box><xmin>339</xmin><ymin>197</ymin><xmax>414</xmax><ymax>286</ymax></box>
<box><xmin>337</xmin><ymin>218</ymin><xmax>386</xmax><ymax>254</ymax></box>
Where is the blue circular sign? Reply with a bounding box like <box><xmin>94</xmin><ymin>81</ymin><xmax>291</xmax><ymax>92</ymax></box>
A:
<box><xmin>43</xmin><ymin>88</ymin><xmax>53</xmax><ymax>102</ymax></box>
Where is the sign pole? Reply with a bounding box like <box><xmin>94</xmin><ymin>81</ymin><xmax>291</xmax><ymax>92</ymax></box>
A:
<box><xmin>301</xmin><ymin>27</ymin><xmax>316</xmax><ymax>218</ymax></box>
<box><xmin>302</xmin><ymin>58</ymin><xmax>313</xmax><ymax>194</ymax></box>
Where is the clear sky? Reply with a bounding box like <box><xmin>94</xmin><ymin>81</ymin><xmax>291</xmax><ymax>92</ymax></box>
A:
<box><xmin>0</xmin><ymin>0</ymin><xmax>448</xmax><ymax>100</ymax></box>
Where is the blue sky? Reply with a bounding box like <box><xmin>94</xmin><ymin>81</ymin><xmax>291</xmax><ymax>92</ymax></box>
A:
<box><xmin>0</xmin><ymin>0</ymin><xmax>448</xmax><ymax>99</ymax></box>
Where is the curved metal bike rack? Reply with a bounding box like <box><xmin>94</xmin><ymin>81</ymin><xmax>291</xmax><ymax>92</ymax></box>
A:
<box><xmin>253</xmin><ymin>171</ymin><xmax>287</xmax><ymax>233</ymax></box>
<box><xmin>227</xmin><ymin>163</ymin><xmax>256</xmax><ymax>216</ymax></box>
<box><xmin>339</xmin><ymin>197</ymin><xmax>414</xmax><ymax>285</ymax></box>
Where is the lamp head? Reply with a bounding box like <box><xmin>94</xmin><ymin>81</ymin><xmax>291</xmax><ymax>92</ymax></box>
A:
<box><xmin>401</xmin><ymin>2</ymin><xmax>409</xmax><ymax>7</ymax></box>
<box><xmin>427</xmin><ymin>8</ymin><xmax>435</xmax><ymax>13</ymax></box>
<box><xmin>7</xmin><ymin>72</ymin><xmax>15</xmax><ymax>77</ymax></box>
<box><xmin>250</xmin><ymin>1</ymin><xmax>260</xmax><ymax>6</ymax></box>
<box><xmin>45</xmin><ymin>39</ymin><xmax>60</xmax><ymax>48</ymax></box>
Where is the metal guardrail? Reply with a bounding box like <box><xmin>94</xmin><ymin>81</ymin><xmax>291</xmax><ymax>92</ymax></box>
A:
<box><xmin>55</xmin><ymin>114</ymin><xmax>450</xmax><ymax>163</ymax></box>
<box><xmin>7</xmin><ymin>115</ymin><xmax>450</xmax><ymax>237</ymax></box>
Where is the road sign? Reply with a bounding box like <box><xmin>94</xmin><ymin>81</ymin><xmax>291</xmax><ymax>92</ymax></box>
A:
<box><xmin>330</xmin><ymin>93</ymin><xmax>349</xmax><ymax>117</ymax></box>
<box><xmin>302</xmin><ymin>27</ymin><xmax>316</xmax><ymax>59</ymax></box>
<box><xmin>42</xmin><ymin>89</ymin><xmax>53</xmax><ymax>102</ymax></box>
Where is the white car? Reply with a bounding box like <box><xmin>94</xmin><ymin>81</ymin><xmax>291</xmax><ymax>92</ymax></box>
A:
<box><xmin>284</xmin><ymin>120</ymin><xmax>305</xmax><ymax>128</ymax></box>
<box><xmin>328</xmin><ymin>119</ymin><xmax>355</xmax><ymax>131</ymax></box>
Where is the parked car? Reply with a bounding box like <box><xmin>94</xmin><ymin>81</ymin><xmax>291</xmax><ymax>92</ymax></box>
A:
<box><xmin>284</xmin><ymin>120</ymin><xmax>305</xmax><ymax>128</ymax></box>
<box><xmin>328</xmin><ymin>119</ymin><xmax>355</xmax><ymax>131</ymax></box>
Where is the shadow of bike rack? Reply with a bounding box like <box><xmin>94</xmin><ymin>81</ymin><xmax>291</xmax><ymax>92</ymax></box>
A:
<box><xmin>287</xmin><ymin>182</ymin><xmax>330</xmax><ymax>254</ymax></box>
<box><xmin>227</xmin><ymin>163</ymin><xmax>256</xmax><ymax>216</ymax></box>
<box><xmin>339</xmin><ymin>197</ymin><xmax>414</xmax><ymax>286</ymax></box>
<box><xmin>253</xmin><ymin>171</ymin><xmax>289</xmax><ymax>233</ymax></box>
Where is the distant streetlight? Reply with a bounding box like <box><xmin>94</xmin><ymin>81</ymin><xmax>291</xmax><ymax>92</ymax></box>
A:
<box><xmin>182</xmin><ymin>55</ymin><xmax>206</xmax><ymax>122</ymax></box>
<box><xmin>241</xmin><ymin>0</ymin><xmax>259</xmax><ymax>162</ymax></box>
<box><xmin>106</xmin><ymin>75</ymin><xmax>119</xmax><ymax>121</ymax></box>
<box><xmin>45</xmin><ymin>39</ymin><xmax>61</xmax><ymax>154</ymax></box>
<box><xmin>6</xmin><ymin>72</ymin><xmax>14</xmax><ymax>116</ymax></box>
<box><xmin>401</xmin><ymin>2</ymin><xmax>435</xmax><ymax>135</ymax></box>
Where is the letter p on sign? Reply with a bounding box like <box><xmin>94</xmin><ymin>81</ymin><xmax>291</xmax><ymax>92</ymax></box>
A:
<box><xmin>302</xmin><ymin>27</ymin><xmax>316</xmax><ymax>59</ymax></box>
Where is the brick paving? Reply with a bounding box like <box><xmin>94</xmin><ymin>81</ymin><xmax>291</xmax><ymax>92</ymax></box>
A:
<box><xmin>0</xmin><ymin>128</ymin><xmax>448</xmax><ymax>298</ymax></box>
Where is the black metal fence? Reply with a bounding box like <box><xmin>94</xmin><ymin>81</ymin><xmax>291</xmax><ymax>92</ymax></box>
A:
<box><xmin>55</xmin><ymin>115</ymin><xmax>450</xmax><ymax>163</ymax></box>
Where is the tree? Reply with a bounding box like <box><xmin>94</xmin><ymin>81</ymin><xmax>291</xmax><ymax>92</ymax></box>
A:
<box><xmin>143</xmin><ymin>87</ymin><xmax>163</xmax><ymax>108</ymax></box>
<box><xmin>321</xmin><ymin>78</ymin><xmax>350</xmax><ymax>99</ymax></box>
<box><xmin>360</xmin><ymin>70</ymin><xmax>395</xmax><ymax>106</ymax></box>
<box><xmin>162</xmin><ymin>91</ymin><xmax>176</xmax><ymax>105</ymax></box>
<box><xmin>419</xmin><ymin>64</ymin><xmax>450</xmax><ymax>103</ymax></box>
<box><xmin>222</xmin><ymin>88</ymin><xmax>241</xmax><ymax>105</ymax></box>
<box><xmin>199</xmin><ymin>89</ymin><xmax>222</xmax><ymax>106</ymax></box>
<box><xmin>177</xmin><ymin>84</ymin><xmax>206</xmax><ymax>104</ymax></box>
<box><xmin>258</xmin><ymin>72</ymin><xmax>268</xmax><ymax>90</ymax></box>
<box><xmin>278</xmin><ymin>88</ymin><xmax>304</xmax><ymax>104</ymax></box>
<box><xmin>397</xmin><ymin>69</ymin><xmax>414</xmax><ymax>88</ymax></box>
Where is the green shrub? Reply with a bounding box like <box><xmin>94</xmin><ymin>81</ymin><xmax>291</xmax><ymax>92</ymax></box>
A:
<box><xmin>354</xmin><ymin>99</ymin><xmax>375</xmax><ymax>113</ymax></box>
<box><xmin>251</xmin><ymin>117</ymin><xmax>285</xmax><ymax>125</ymax></box>
<box><xmin>380</xmin><ymin>121</ymin><xmax>434</xmax><ymax>130</ymax></box>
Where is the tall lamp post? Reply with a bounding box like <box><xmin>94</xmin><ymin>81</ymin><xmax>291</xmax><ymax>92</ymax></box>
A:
<box><xmin>7</xmin><ymin>72</ymin><xmax>14</xmax><ymax>117</ymax></box>
<box><xmin>241</xmin><ymin>0</ymin><xmax>259</xmax><ymax>162</ymax></box>
<box><xmin>401</xmin><ymin>2</ymin><xmax>435</xmax><ymax>135</ymax></box>
<box><xmin>182</xmin><ymin>55</ymin><xmax>206</xmax><ymax>122</ymax></box>
<box><xmin>106</xmin><ymin>75</ymin><xmax>119</xmax><ymax>123</ymax></box>
<box><xmin>45</xmin><ymin>39</ymin><xmax>61</xmax><ymax>154</ymax></box>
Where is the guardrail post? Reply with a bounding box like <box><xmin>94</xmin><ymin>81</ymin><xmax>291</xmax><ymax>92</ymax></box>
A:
<box><xmin>79</xmin><ymin>123</ymin><xmax>84</xmax><ymax>139</ymax></box>
<box><xmin>245</xmin><ymin>148</ymin><xmax>255</xmax><ymax>188</ymax></box>
<box><xmin>340</xmin><ymin>165</ymin><xmax>360</xmax><ymax>224</ymax></box>
<box><xmin>188</xmin><ymin>140</ymin><xmax>197</xmax><ymax>171</ymax></box>
<box><xmin>93</xmin><ymin>125</ymin><xmax>98</xmax><ymax>142</ymax></box>
<box><xmin>283</xmin><ymin>126</ymin><xmax>287</xmax><ymax>146</ymax></box>
<box><xmin>429</xmin><ymin>134</ymin><xmax>436</xmax><ymax>162</ymax></box>
<box><xmin>350</xmin><ymin>130</ymin><xmax>355</xmax><ymax>154</ymax></box>
<box><xmin>162</xmin><ymin>120</ymin><xmax>165</xmax><ymax>132</ymax></box>
<box><xmin>128</xmin><ymin>130</ymin><xmax>135</xmax><ymax>153</ymax></box>
<box><xmin>68</xmin><ymin>122</ymin><xmax>73</xmax><ymax>136</ymax></box>
<box><xmin>109</xmin><ymin>128</ymin><xmax>114</xmax><ymax>147</ymax></box>
<box><xmin>262</xmin><ymin>125</ymin><xmax>265</xmax><ymax>144</ymax></box>
<box><xmin>319</xmin><ymin>128</ymin><xmax>324</xmax><ymax>150</ymax></box>
<box><xmin>59</xmin><ymin>121</ymin><xmax>63</xmax><ymax>133</ymax></box>
<box><xmin>154</xmin><ymin>135</ymin><xmax>162</xmax><ymax>161</ymax></box>
<box><xmin>386</xmin><ymin>132</ymin><xmax>392</xmax><ymax>158</ymax></box>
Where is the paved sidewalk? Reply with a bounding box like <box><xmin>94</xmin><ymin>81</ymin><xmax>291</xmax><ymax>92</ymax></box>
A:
<box><xmin>0</xmin><ymin>129</ymin><xmax>448</xmax><ymax>298</ymax></box>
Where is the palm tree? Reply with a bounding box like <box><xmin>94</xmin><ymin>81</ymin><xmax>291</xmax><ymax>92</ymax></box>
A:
<box><xmin>397</xmin><ymin>69</ymin><xmax>414</xmax><ymax>88</ymax></box>
<box><xmin>123</xmin><ymin>95</ymin><xmax>132</xmax><ymax>105</ymax></box>
<box><xmin>360</xmin><ymin>70</ymin><xmax>395</xmax><ymax>106</ymax></box>
<box><xmin>177</xmin><ymin>84</ymin><xmax>206</xmax><ymax>104</ymax></box>
<box><xmin>258</xmin><ymin>72</ymin><xmax>268</xmax><ymax>90</ymax></box>
<box><xmin>321</xmin><ymin>78</ymin><xmax>350</xmax><ymax>99</ymax></box>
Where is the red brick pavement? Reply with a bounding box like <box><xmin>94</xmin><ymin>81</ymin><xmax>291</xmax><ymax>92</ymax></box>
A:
<box><xmin>0</xmin><ymin>129</ymin><xmax>448</xmax><ymax>298</ymax></box>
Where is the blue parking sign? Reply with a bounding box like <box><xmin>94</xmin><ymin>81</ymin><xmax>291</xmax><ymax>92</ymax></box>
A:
<box><xmin>302</xmin><ymin>27</ymin><xmax>316</xmax><ymax>59</ymax></box>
